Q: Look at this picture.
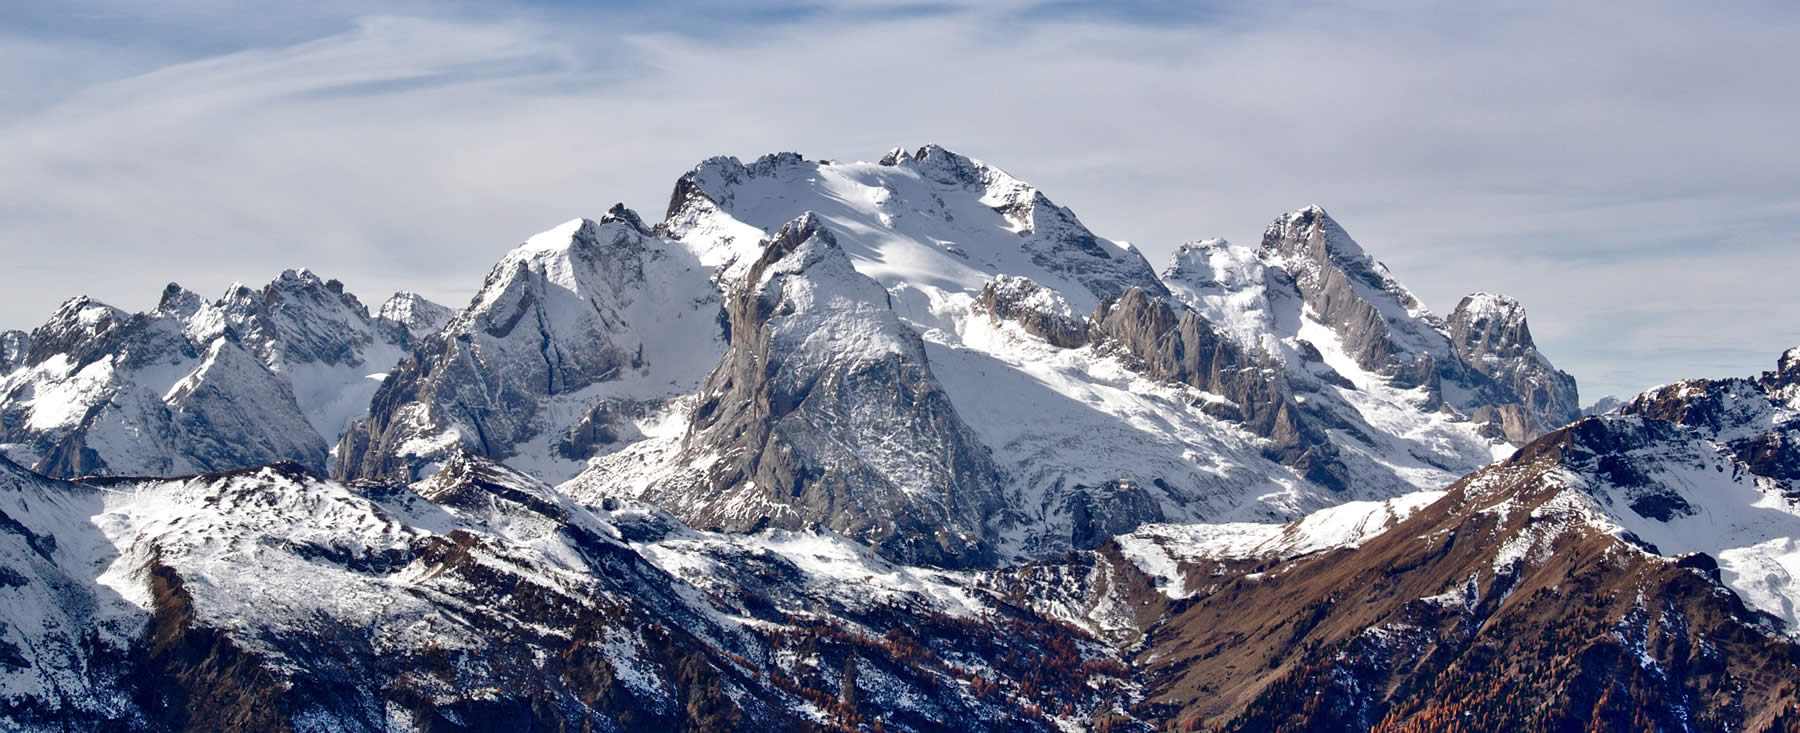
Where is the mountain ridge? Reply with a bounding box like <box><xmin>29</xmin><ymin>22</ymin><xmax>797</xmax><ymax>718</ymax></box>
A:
<box><xmin>31</xmin><ymin>145</ymin><xmax>1781</xmax><ymax>733</ymax></box>
<box><xmin>2</xmin><ymin>145</ymin><xmax>1580</xmax><ymax>567</ymax></box>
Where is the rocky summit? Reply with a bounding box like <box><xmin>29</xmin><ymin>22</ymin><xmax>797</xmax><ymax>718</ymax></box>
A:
<box><xmin>2</xmin><ymin>146</ymin><xmax>1795</xmax><ymax>732</ymax></box>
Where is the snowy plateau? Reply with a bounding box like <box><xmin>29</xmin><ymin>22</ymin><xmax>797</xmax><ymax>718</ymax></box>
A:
<box><xmin>1</xmin><ymin>145</ymin><xmax>1797</xmax><ymax>731</ymax></box>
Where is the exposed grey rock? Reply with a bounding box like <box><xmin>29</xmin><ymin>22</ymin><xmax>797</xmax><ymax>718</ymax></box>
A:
<box><xmin>1467</xmin><ymin>403</ymin><xmax>1539</xmax><ymax>445</ymax></box>
<box><xmin>877</xmin><ymin>146</ymin><xmax>912</xmax><ymax>166</ymax></box>
<box><xmin>372</xmin><ymin>291</ymin><xmax>453</xmax><ymax>348</ymax></box>
<box><xmin>1582</xmin><ymin>395</ymin><xmax>1625</xmax><ymax>417</ymax></box>
<box><xmin>22</xmin><ymin>312</ymin><xmax>326</xmax><ymax>479</ymax></box>
<box><xmin>664</xmin><ymin>152</ymin><xmax>805</xmax><ymax>223</ymax></box>
<box><xmin>1064</xmin><ymin>478</ymin><xmax>1164</xmax><ymax>551</ymax></box>
<box><xmin>1447</xmin><ymin>292</ymin><xmax>1580</xmax><ymax>435</ymax></box>
<box><xmin>160</xmin><ymin>339</ymin><xmax>329</xmax><ymax>472</ymax></box>
<box><xmin>554</xmin><ymin>399</ymin><xmax>649</xmax><ymax>461</ymax></box>
<box><xmin>1259</xmin><ymin>206</ymin><xmax>1578</xmax><ymax>443</ymax></box>
<box><xmin>20</xmin><ymin>297</ymin><xmax>129</xmax><ymax>370</ymax></box>
<box><xmin>1259</xmin><ymin>206</ymin><xmax>1448</xmax><ymax>385</ymax></box>
<box><xmin>1601</xmin><ymin>352</ymin><xmax>1800</xmax><ymax>488</ymax></box>
<box><xmin>974</xmin><ymin>274</ymin><xmax>1088</xmax><ymax>348</ymax></box>
<box><xmin>1775</xmin><ymin>346</ymin><xmax>1800</xmax><ymax>391</ymax></box>
<box><xmin>152</xmin><ymin>282</ymin><xmax>204</xmax><ymax>320</ymax></box>
<box><xmin>337</xmin><ymin>206</ymin><xmax>722</xmax><ymax>483</ymax></box>
<box><xmin>652</xmin><ymin>213</ymin><xmax>1009</xmax><ymax>568</ymax></box>
<box><xmin>337</xmin><ymin>216</ymin><xmax>650</xmax><ymax>481</ymax></box>
<box><xmin>218</xmin><ymin>268</ymin><xmax>380</xmax><ymax>369</ymax></box>
<box><xmin>0</xmin><ymin>330</ymin><xmax>27</xmax><ymax>374</ymax></box>
<box><xmin>1087</xmin><ymin>287</ymin><xmax>1349</xmax><ymax>491</ymax></box>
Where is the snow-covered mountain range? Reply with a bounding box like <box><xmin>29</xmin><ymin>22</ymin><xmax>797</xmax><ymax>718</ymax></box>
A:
<box><xmin>2</xmin><ymin>145</ymin><xmax>1793</xmax><ymax>731</ymax></box>
<box><xmin>0</xmin><ymin>271</ymin><xmax>449</xmax><ymax>479</ymax></box>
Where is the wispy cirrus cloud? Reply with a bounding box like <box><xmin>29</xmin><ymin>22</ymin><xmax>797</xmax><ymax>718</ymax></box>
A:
<box><xmin>0</xmin><ymin>0</ymin><xmax>1795</xmax><ymax>399</ymax></box>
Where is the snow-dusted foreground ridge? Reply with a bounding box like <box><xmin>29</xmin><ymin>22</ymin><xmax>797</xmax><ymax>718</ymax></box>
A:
<box><xmin>0</xmin><ymin>452</ymin><xmax>1146</xmax><ymax>730</ymax></box>
<box><xmin>12</xmin><ymin>145</ymin><xmax>1800</xmax><ymax>731</ymax></box>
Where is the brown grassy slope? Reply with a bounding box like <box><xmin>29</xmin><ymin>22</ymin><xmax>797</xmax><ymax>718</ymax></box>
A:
<box><xmin>1136</xmin><ymin>421</ymin><xmax>1800</xmax><ymax>732</ymax></box>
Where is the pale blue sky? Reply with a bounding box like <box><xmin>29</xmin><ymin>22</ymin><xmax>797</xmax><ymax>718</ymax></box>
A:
<box><xmin>1</xmin><ymin>0</ymin><xmax>1796</xmax><ymax>400</ymax></box>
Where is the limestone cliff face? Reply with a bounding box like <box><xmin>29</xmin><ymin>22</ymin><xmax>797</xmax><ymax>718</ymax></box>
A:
<box><xmin>1259</xmin><ymin>206</ymin><xmax>1578</xmax><ymax>443</ymax></box>
<box><xmin>1259</xmin><ymin>206</ymin><xmax>1447</xmax><ymax>383</ymax></box>
<box><xmin>1447</xmin><ymin>292</ymin><xmax>1581</xmax><ymax>441</ymax></box>
<box><xmin>336</xmin><ymin>206</ymin><xmax>722</xmax><ymax>483</ymax></box>
<box><xmin>652</xmin><ymin>213</ymin><xmax>1009</xmax><ymax>568</ymax></box>
<box><xmin>973</xmin><ymin>275</ymin><xmax>1088</xmax><ymax>349</ymax></box>
<box><xmin>0</xmin><ymin>330</ymin><xmax>30</xmax><ymax>375</ymax></box>
<box><xmin>1087</xmin><ymin>287</ymin><xmax>1349</xmax><ymax>491</ymax></box>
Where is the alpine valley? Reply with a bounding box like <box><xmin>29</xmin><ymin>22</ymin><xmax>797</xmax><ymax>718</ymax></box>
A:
<box><xmin>2</xmin><ymin>146</ymin><xmax>1795</xmax><ymax>732</ymax></box>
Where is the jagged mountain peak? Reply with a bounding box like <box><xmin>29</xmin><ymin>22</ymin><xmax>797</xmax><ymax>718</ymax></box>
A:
<box><xmin>464</xmin><ymin>215</ymin><xmax>657</xmax><ymax>330</ymax></box>
<box><xmin>666</xmin><ymin>152</ymin><xmax>807</xmax><ymax>219</ymax></box>
<box><xmin>1169</xmin><ymin>236</ymin><xmax>1231</xmax><ymax>259</ymax></box>
<box><xmin>218</xmin><ymin>267</ymin><xmax>379</xmax><ymax>370</ymax></box>
<box><xmin>1157</xmin><ymin>237</ymin><xmax>1280</xmax><ymax>358</ymax></box>
<box><xmin>515</xmin><ymin>216</ymin><xmax>600</xmax><ymax>253</ymax></box>
<box><xmin>1582</xmin><ymin>395</ymin><xmax>1625</xmax><ymax>416</ymax></box>
<box><xmin>899</xmin><ymin>143</ymin><xmax>991</xmax><ymax>187</ymax></box>
<box><xmin>1777</xmin><ymin>346</ymin><xmax>1800</xmax><ymax>388</ymax></box>
<box><xmin>1448</xmin><ymin>291</ymin><xmax>1538</xmax><ymax>355</ymax></box>
<box><xmin>21</xmin><ymin>295</ymin><xmax>128</xmax><ymax>368</ymax></box>
<box><xmin>373</xmin><ymin>291</ymin><xmax>452</xmax><ymax>345</ymax></box>
<box><xmin>1259</xmin><ymin>205</ymin><xmax>1455</xmax><ymax>373</ymax></box>
<box><xmin>0</xmin><ymin>267</ymin><xmax>425</xmax><ymax>479</ymax></box>
<box><xmin>1261</xmin><ymin>204</ymin><xmax>1426</xmax><ymax>320</ymax></box>
<box><xmin>260</xmin><ymin>267</ymin><xmax>366</xmax><ymax>315</ymax></box>
<box><xmin>1457</xmin><ymin>290</ymin><xmax>1523</xmax><ymax>312</ymax></box>
<box><xmin>337</xmin><ymin>206</ymin><xmax>722</xmax><ymax>485</ymax></box>
<box><xmin>442</xmin><ymin>216</ymin><xmax>654</xmax><ymax>391</ymax></box>
<box><xmin>740</xmin><ymin>212</ymin><xmax>855</xmax><ymax>298</ymax></box>
<box><xmin>376</xmin><ymin>290</ymin><xmax>437</xmax><ymax>317</ymax></box>
<box><xmin>757</xmin><ymin>211</ymin><xmax>839</xmax><ymax>269</ymax></box>
<box><xmin>1161</xmin><ymin>237</ymin><xmax>1243</xmax><ymax>287</ymax></box>
<box><xmin>748</xmin><ymin>212</ymin><xmax>915</xmax><ymax>366</ymax></box>
<box><xmin>1157</xmin><ymin>206</ymin><xmax>1582</xmax><ymax>446</ymax></box>
<box><xmin>599</xmin><ymin>201</ymin><xmax>651</xmax><ymax>233</ymax></box>
<box><xmin>44</xmin><ymin>294</ymin><xmax>124</xmax><ymax>326</ymax></box>
<box><xmin>152</xmin><ymin>282</ymin><xmax>205</xmax><ymax>319</ymax></box>
<box><xmin>1267</xmin><ymin>204</ymin><xmax>1363</xmax><ymax>257</ymax></box>
<box><xmin>520</xmin><ymin>213</ymin><xmax>651</xmax><ymax>258</ymax></box>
